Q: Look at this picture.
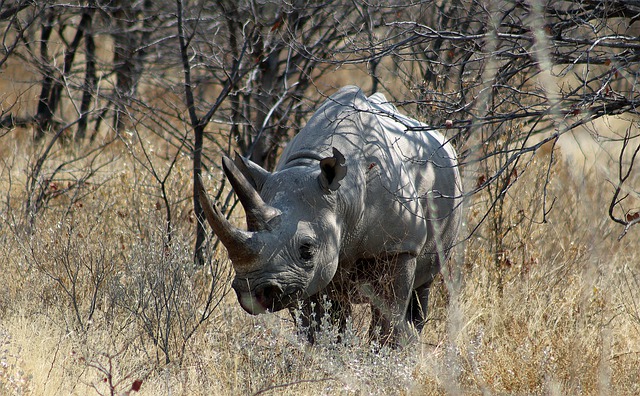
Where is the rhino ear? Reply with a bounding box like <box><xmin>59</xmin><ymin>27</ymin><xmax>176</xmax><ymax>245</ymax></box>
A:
<box><xmin>319</xmin><ymin>148</ymin><xmax>347</xmax><ymax>192</ymax></box>
<box><xmin>233</xmin><ymin>152</ymin><xmax>270</xmax><ymax>192</ymax></box>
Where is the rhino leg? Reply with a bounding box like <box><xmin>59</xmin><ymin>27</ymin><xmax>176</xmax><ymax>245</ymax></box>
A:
<box><xmin>406</xmin><ymin>284</ymin><xmax>430</xmax><ymax>333</ymax></box>
<box><xmin>366</xmin><ymin>253</ymin><xmax>417</xmax><ymax>347</ymax></box>
<box><xmin>290</xmin><ymin>293</ymin><xmax>352</xmax><ymax>344</ymax></box>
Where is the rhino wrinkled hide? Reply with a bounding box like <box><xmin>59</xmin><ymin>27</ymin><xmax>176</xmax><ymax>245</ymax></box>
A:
<box><xmin>197</xmin><ymin>86</ymin><xmax>463</xmax><ymax>346</ymax></box>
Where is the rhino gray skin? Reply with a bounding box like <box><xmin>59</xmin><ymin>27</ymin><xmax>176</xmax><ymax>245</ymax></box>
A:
<box><xmin>197</xmin><ymin>86</ymin><xmax>462</xmax><ymax>345</ymax></box>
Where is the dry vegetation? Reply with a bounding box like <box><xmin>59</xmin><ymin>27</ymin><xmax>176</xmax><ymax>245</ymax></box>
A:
<box><xmin>2</xmin><ymin>1</ymin><xmax>640</xmax><ymax>394</ymax></box>
<box><xmin>0</xmin><ymin>120</ymin><xmax>639</xmax><ymax>395</ymax></box>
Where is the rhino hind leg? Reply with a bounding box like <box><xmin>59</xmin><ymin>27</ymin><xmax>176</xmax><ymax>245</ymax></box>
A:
<box><xmin>368</xmin><ymin>287</ymin><xmax>428</xmax><ymax>346</ymax></box>
<box><xmin>407</xmin><ymin>285</ymin><xmax>430</xmax><ymax>332</ymax></box>
<box><xmin>365</xmin><ymin>253</ymin><xmax>418</xmax><ymax>347</ymax></box>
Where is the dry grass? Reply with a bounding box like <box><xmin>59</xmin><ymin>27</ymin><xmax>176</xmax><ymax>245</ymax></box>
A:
<box><xmin>0</xmin><ymin>125</ymin><xmax>639</xmax><ymax>396</ymax></box>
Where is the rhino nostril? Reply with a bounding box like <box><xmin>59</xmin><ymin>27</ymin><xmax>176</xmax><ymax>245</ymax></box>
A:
<box><xmin>254</xmin><ymin>284</ymin><xmax>283</xmax><ymax>310</ymax></box>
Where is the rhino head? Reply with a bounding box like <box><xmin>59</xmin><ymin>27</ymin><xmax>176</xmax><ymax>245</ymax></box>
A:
<box><xmin>196</xmin><ymin>148</ymin><xmax>347</xmax><ymax>315</ymax></box>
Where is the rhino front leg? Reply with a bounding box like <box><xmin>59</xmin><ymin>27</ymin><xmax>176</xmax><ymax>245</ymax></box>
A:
<box><xmin>367</xmin><ymin>253</ymin><xmax>418</xmax><ymax>346</ymax></box>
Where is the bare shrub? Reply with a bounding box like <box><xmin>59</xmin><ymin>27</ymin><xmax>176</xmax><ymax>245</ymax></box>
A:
<box><xmin>4</xmin><ymin>140</ymin><xmax>231</xmax><ymax>369</ymax></box>
<box><xmin>15</xmin><ymin>206</ymin><xmax>118</xmax><ymax>332</ymax></box>
<box><xmin>81</xmin><ymin>349</ymin><xmax>144</xmax><ymax>396</ymax></box>
<box><xmin>115</xmin><ymin>222</ymin><xmax>231</xmax><ymax>365</ymax></box>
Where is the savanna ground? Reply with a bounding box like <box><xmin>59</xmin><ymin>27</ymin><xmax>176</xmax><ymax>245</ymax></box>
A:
<box><xmin>1</xmin><ymin>111</ymin><xmax>639</xmax><ymax>395</ymax></box>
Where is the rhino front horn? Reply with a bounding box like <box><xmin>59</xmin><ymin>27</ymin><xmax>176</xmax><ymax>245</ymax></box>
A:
<box><xmin>221</xmin><ymin>156</ymin><xmax>281</xmax><ymax>231</ymax></box>
<box><xmin>195</xmin><ymin>174</ymin><xmax>258</xmax><ymax>263</ymax></box>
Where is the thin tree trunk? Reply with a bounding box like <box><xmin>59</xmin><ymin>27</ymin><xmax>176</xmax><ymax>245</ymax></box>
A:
<box><xmin>36</xmin><ymin>10</ymin><xmax>92</xmax><ymax>141</ymax></box>
<box><xmin>34</xmin><ymin>10</ymin><xmax>55</xmax><ymax>141</ymax></box>
<box><xmin>76</xmin><ymin>8</ymin><xmax>96</xmax><ymax>142</ymax></box>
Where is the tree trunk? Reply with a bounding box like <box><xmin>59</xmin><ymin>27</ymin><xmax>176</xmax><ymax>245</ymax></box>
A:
<box><xmin>76</xmin><ymin>8</ymin><xmax>96</xmax><ymax>142</ymax></box>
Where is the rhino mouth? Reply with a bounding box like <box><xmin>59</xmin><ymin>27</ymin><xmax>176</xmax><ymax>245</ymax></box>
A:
<box><xmin>233</xmin><ymin>280</ymin><xmax>302</xmax><ymax>314</ymax></box>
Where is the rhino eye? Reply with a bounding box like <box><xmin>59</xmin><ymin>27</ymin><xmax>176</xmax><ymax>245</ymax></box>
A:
<box><xmin>299</xmin><ymin>242</ymin><xmax>315</xmax><ymax>261</ymax></box>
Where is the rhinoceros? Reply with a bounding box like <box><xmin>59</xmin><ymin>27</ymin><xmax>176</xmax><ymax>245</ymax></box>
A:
<box><xmin>197</xmin><ymin>86</ymin><xmax>462</xmax><ymax>345</ymax></box>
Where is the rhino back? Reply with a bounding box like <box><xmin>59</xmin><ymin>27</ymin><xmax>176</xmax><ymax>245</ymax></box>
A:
<box><xmin>277</xmin><ymin>86</ymin><xmax>461</xmax><ymax>263</ymax></box>
<box><xmin>355</xmin><ymin>92</ymin><xmax>460</xmax><ymax>259</ymax></box>
<box><xmin>276</xmin><ymin>86</ymin><xmax>370</xmax><ymax>168</ymax></box>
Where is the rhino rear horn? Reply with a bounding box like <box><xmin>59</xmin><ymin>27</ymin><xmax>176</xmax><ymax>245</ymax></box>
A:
<box><xmin>319</xmin><ymin>147</ymin><xmax>347</xmax><ymax>192</ymax></box>
<box><xmin>233</xmin><ymin>153</ymin><xmax>270</xmax><ymax>192</ymax></box>
<box><xmin>222</xmin><ymin>156</ymin><xmax>281</xmax><ymax>231</ymax></box>
<box><xmin>195</xmin><ymin>175</ymin><xmax>257</xmax><ymax>263</ymax></box>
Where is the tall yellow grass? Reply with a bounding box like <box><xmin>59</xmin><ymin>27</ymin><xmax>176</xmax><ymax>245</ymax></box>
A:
<box><xmin>0</xmin><ymin>124</ymin><xmax>639</xmax><ymax>395</ymax></box>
